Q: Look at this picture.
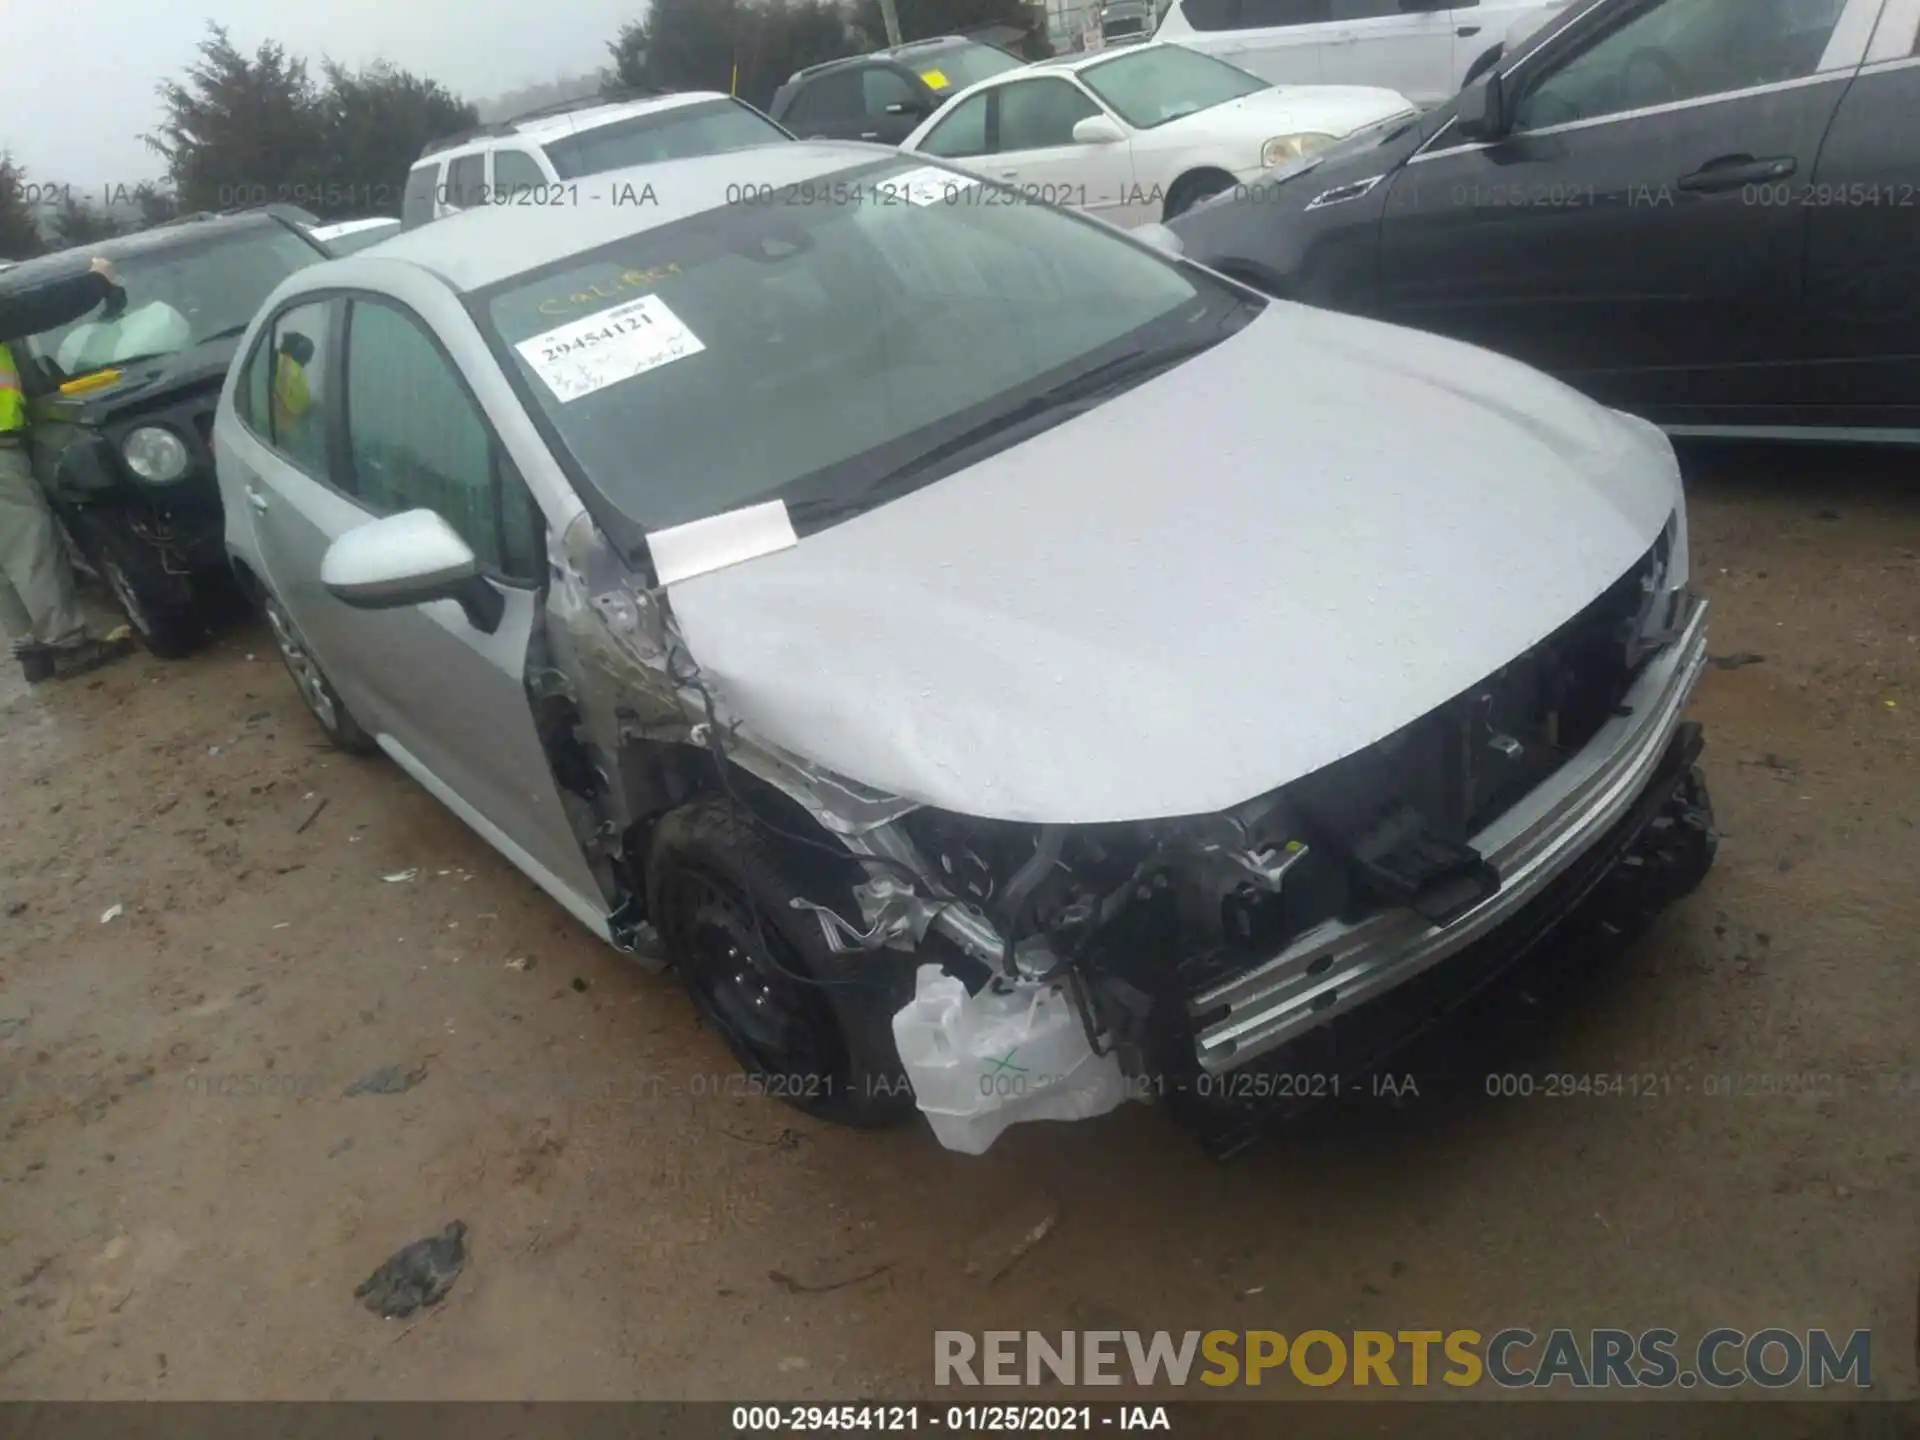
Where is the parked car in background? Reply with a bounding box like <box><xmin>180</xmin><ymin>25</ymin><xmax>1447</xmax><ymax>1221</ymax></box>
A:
<box><xmin>2</xmin><ymin>208</ymin><xmax>329</xmax><ymax>655</ymax></box>
<box><xmin>904</xmin><ymin>41</ymin><xmax>1415</xmax><ymax>221</ymax></box>
<box><xmin>311</xmin><ymin>217</ymin><xmax>401</xmax><ymax>255</ymax></box>
<box><xmin>401</xmin><ymin>91</ymin><xmax>795</xmax><ymax>229</ymax></box>
<box><xmin>1101</xmin><ymin>0</ymin><xmax>1159</xmax><ymax>46</ymax></box>
<box><xmin>1169</xmin><ymin>0</ymin><xmax>1918</xmax><ymax>442</ymax></box>
<box><xmin>215</xmin><ymin>142</ymin><xmax>1714</xmax><ymax>1156</ymax></box>
<box><xmin>770</xmin><ymin>37</ymin><xmax>1030</xmax><ymax>144</ymax></box>
<box><xmin>1154</xmin><ymin>0</ymin><xmax>1564</xmax><ymax>109</ymax></box>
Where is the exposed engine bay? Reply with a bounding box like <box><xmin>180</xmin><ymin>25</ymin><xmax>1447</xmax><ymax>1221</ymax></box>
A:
<box><xmin>524</xmin><ymin>506</ymin><xmax>1709</xmax><ymax>1155</ymax></box>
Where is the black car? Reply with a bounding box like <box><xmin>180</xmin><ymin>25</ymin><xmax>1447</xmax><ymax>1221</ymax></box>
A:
<box><xmin>0</xmin><ymin>208</ymin><xmax>329</xmax><ymax>655</ymax></box>
<box><xmin>1168</xmin><ymin>0</ymin><xmax>1920</xmax><ymax>442</ymax></box>
<box><xmin>769</xmin><ymin>36</ymin><xmax>1029</xmax><ymax>145</ymax></box>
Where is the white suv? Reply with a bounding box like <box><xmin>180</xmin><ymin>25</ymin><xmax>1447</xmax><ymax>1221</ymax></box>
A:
<box><xmin>399</xmin><ymin>92</ymin><xmax>795</xmax><ymax>228</ymax></box>
<box><xmin>1154</xmin><ymin>0</ymin><xmax>1562</xmax><ymax>108</ymax></box>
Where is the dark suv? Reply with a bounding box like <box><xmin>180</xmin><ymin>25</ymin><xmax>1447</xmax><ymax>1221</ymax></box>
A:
<box><xmin>770</xmin><ymin>37</ymin><xmax>1029</xmax><ymax>144</ymax></box>
<box><xmin>2</xmin><ymin>208</ymin><xmax>329</xmax><ymax>655</ymax></box>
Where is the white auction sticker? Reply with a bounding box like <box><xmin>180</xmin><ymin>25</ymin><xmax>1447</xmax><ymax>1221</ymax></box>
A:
<box><xmin>872</xmin><ymin>166</ymin><xmax>983</xmax><ymax>208</ymax></box>
<box><xmin>516</xmin><ymin>294</ymin><xmax>705</xmax><ymax>403</ymax></box>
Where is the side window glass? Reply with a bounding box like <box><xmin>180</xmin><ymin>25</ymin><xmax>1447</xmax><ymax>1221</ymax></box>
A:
<box><xmin>1513</xmin><ymin>0</ymin><xmax>1848</xmax><ymax>131</ymax></box>
<box><xmin>997</xmin><ymin>79</ymin><xmax>1102</xmax><ymax>150</ymax></box>
<box><xmin>803</xmin><ymin>71</ymin><xmax>866</xmax><ymax>122</ymax></box>
<box><xmin>343</xmin><ymin>300</ymin><xmax>541</xmax><ymax>580</ymax></box>
<box><xmin>1329</xmin><ymin>0</ymin><xmax>1403</xmax><ymax>17</ymax></box>
<box><xmin>446</xmin><ymin>153</ymin><xmax>486</xmax><ymax>208</ymax></box>
<box><xmin>401</xmin><ymin>164</ymin><xmax>439</xmax><ymax>227</ymax></box>
<box><xmin>862</xmin><ymin>68</ymin><xmax>919</xmax><ymax>115</ymax></box>
<box><xmin>235</xmin><ymin>331</ymin><xmax>273</xmax><ymax>434</ymax></box>
<box><xmin>920</xmin><ymin>93</ymin><xmax>993</xmax><ymax>157</ymax></box>
<box><xmin>492</xmin><ymin>149</ymin><xmax>547</xmax><ymax>200</ymax></box>
<box><xmin>267</xmin><ymin>301</ymin><xmax>332</xmax><ymax>476</ymax></box>
<box><xmin>1237</xmin><ymin>0</ymin><xmax>1333</xmax><ymax>27</ymax></box>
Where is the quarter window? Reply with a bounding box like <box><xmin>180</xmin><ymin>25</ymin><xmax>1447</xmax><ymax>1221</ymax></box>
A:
<box><xmin>342</xmin><ymin>299</ymin><xmax>542</xmax><ymax>581</ymax></box>
<box><xmin>1512</xmin><ymin>0</ymin><xmax>1849</xmax><ymax>131</ymax></box>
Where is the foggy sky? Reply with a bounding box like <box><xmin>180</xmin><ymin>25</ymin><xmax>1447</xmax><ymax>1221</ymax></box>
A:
<box><xmin>2</xmin><ymin>0</ymin><xmax>647</xmax><ymax>198</ymax></box>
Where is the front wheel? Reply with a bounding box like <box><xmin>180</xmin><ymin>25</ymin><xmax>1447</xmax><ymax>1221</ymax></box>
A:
<box><xmin>69</xmin><ymin>512</ymin><xmax>204</xmax><ymax>659</ymax></box>
<box><xmin>1163</xmin><ymin>169</ymin><xmax>1236</xmax><ymax>221</ymax></box>
<box><xmin>646</xmin><ymin>797</ymin><xmax>918</xmax><ymax>1130</ymax></box>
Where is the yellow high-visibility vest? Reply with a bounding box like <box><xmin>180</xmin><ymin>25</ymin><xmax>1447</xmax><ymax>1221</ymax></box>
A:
<box><xmin>0</xmin><ymin>343</ymin><xmax>24</xmax><ymax>434</ymax></box>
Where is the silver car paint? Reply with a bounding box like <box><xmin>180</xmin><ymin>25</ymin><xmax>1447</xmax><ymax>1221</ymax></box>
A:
<box><xmin>665</xmin><ymin>297</ymin><xmax>1680</xmax><ymax>825</ymax></box>
<box><xmin>217</xmin><ymin>153</ymin><xmax>1685</xmax><ymax>972</ymax></box>
<box><xmin>215</xmin><ymin>254</ymin><xmax>610</xmax><ymax>936</ymax></box>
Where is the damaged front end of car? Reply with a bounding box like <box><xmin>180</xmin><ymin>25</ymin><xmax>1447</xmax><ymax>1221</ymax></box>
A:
<box><xmin>528</xmin><ymin>504</ymin><xmax>1716</xmax><ymax>1158</ymax></box>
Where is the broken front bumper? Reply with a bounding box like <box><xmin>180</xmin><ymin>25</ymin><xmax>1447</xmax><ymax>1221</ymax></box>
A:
<box><xmin>1188</xmin><ymin>593</ymin><xmax>1713</xmax><ymax>1077</ymax></box>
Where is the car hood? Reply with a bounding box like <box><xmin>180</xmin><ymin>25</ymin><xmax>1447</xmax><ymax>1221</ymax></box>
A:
<box><xmin>665</xmin><ymin>302</ymin><xmax>1679</xmax><ymax>825</ymax></box>
<box><xmin>41</xmin><ymin>336</ymin><xmax>240</xmax><ymax>423</ymax></box>
<box><xmin>1164</xmin><ymin>85</ymin><xmax>1417</xmax><ymax>148</ymax></box>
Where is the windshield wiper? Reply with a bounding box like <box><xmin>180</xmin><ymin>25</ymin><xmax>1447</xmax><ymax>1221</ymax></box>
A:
<box><xmin>788</xmin><ymin>333</ymin><xmax>1233</xmax><ymax>527</ymax></box>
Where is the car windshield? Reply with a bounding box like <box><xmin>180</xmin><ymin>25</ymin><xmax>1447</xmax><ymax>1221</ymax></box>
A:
<box><xmin>25</xmin><ymin>224</ymin><xmax>324</xmax><ymax>379</ymax></box>
<box><xmin>541</xmin><ymin>100</ymin><xmax>791</xmax><ymax>180</ymax></box>
<box><xmin>1081</xmin><ymin>44</ymin><xmax>1267</xmax><ymax>128</ymax></box>
<box><xmin>478</xmin><ymin>156</ymin><xmax>1250</xmax><ymax>543</ymax></box>
<box><xmin>907</xmin><ymin>41</ymin><xmax>1028</xmax><ymax>93</ymax></box>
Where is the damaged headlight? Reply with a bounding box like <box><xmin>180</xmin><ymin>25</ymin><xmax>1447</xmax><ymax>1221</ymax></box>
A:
<box><xmin>1629</xmin><ymin>510</ymin><xmax>1690</xmax><ymax>662</ymax></box>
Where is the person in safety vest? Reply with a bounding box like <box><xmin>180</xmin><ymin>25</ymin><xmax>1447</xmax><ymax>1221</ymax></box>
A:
<box><xmin>0</xmin><ymin>257</ymin><xmax>136</xmax><ymax>682</ymax></box>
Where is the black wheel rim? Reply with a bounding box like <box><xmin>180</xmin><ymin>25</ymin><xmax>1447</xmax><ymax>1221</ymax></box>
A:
<box><xmin>658</xmin><ymin>864</ymin><xmax>847</xmax><ymax>1088</ymax></box>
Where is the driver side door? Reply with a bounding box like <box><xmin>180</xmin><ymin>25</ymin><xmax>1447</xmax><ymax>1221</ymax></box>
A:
<box><xmin>1371</xmin><ymin>0</ymin><xmax>1869</xmax><ymax>422</ymax></box>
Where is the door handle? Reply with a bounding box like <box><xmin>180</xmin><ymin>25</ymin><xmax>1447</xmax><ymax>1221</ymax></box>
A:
<box><xmin>860</xmin><ymin>131</ymin><xmax>881</xmax><ymax>140</ymax></box>
<box><xmin>245</xmin><ymin>484</ymin><xmax>270</xmax><ymax>514</ymax></box>
<box><xmin>1676</xmin><ymin>155</ymin><xmax>1795</xmax><ymax>192</ymax></box>
<box><xmin>1457</xmin><ymin>24</ymin><xmax>1481</xmax><ymax>35</ymax></box>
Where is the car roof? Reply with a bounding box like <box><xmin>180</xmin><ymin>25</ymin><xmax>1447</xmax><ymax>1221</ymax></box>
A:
<box><xmin>418</xmin><ymin>91</ymin><xmax>739</xmax><ymax>163</ymax></box>
<box><xmin>1028</xmin><ymin>39</ymin><xmax>1180</xmax><ymax>74</ymax></box>
<box><xmin>786</xmin><ymin>35</ymin><xmax>999</xmax><ymax>84</ymax></box>
<box><xmin>355</xmin><ymin>141</ymin><xmax>895</xmax><ymax>294</ymax></box>
<box><xmin>0</xmin><ymin>211</ymin><xmax>313</xmax><ymax>287</ymax></box>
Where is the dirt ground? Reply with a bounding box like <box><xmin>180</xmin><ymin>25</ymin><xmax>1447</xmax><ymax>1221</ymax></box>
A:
<box><xmin>1</xmin><ymin>441</ymin><xmax>1915</xmax><ymax>1404</ymax></box>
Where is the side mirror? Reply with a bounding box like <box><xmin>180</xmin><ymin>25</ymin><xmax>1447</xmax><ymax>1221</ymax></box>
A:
<box><xmin>1455</xmin><ymin>69</ymin><xmax>1510</xmax><ymax>141</ymax></box>
<box><xmin>1133</xmin><ymin>222</ymin><xmax>1185</xmax><ymax>256</ymax></box>
<box><xmin>1072</xmin><ymin>114</ymin><xmax>1128</xmax><ymax>145</ymax></box>
<box><xmin>320</xmin><ymin>509</ymin><xmax>504</xmax><ymax>633</ymax></box>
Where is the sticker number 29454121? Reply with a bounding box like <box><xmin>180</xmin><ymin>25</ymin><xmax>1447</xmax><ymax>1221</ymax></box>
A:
<box><xmin>515</xmin><ymin>294</ymin><xmax>706</xmax><ymax>404</ymax></box>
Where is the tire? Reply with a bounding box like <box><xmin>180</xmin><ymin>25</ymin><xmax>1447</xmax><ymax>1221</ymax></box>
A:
<box><xmin>71</xmin><ymin>513</ymin><xmax>204</xmax><ymax>659</ymax></box>
<box><xmin>260</xmin><ymin>587</ymin><xmax>377</xmax><ymax>755</ymax></box>
<box><xmin>646</xmin><ymin>796</ymin><xmax>918</xmax><ymax>1130</ymax></box>
<box><xmin>1163</xmin><ymin>169</ymin><xmax>1236</xmax><ymax>221</ymax></box>
<box><xmin>1462</xmin><ymin>45</ymin><xmax>1503</xmax><ymax>87</ymax></box>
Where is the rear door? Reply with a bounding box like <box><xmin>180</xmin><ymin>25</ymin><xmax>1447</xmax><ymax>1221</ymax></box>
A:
<box><xmin>1317</xmin><ymin>0</ymin><xmax>1458</xmax><ymax>104</ymax></box>
<box><xmin>1168</xmin><ymin>0</ymin><xmax>1332</xmax><ymax>84</ymax></box>
<box><xmin>1794</xmin><ymin>0</ymin><xmax>1920</xmax><ymax>432</ymax></box>
<box><xmin>1371</xmin><ymin>0</ymin><xmax>1872</xmax><ymax>423</ymax></box>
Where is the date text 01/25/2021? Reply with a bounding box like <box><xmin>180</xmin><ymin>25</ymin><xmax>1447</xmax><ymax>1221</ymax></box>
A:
<box><xmin>731</xmin><ymin>1405</ymin><xmax>1171</xmax><ymax>1432</ymax></box>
